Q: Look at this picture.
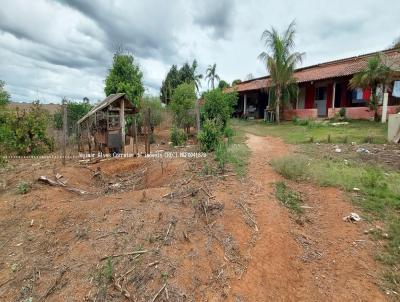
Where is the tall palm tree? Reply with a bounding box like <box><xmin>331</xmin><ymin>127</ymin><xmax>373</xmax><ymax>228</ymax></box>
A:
<box><xmin>191</xmin><ymin>59</ymin><xmax>203</xmax><ymax>92</ymax></box>
<box><xmin>258</xmin><ymin>21</ymin><xmax>303</xmax><ymax>123</ymax></box>
<box><xmin>349</xmin><ymin>54</ymin><xmax>391</xmax><ymax>122</ymax></box>
<box><xmin>205</xmin><ymin>63</ymin><xmax>220</xmax><ymax>89</ymax></box>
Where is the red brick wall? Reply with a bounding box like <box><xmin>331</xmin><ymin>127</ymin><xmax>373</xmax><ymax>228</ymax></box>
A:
<box><xmin>328</xmin><ymin>106</ymin><xmax>400</xmax><ymax>120</ymax></box>
<box><xmin>283</xmin><ymin>109</ymin><xmax>318</xmax><ymax>120</ymax></box>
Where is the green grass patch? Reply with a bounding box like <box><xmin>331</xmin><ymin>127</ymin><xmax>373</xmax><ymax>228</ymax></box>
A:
<box><xmin>231</xmin><ymin>118</ymin><xmax>387</xmax><ymax>144</ymax></box>
<box><xmin>274</xmin><ymin>181</ymin><xmax>304</xmax><ymax>215</ymax></box>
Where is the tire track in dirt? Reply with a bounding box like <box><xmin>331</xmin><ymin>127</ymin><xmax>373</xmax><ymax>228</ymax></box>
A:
<box><xmin>229</xmin><ymin>134</ymin><xmax>386</xmax><ymax>302</ymax></box>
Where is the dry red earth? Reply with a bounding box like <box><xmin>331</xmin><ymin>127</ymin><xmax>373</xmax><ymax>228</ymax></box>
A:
<box><xmin>0</xmin><ymin>133</ymin><xmax>388</xmax><ymax>301</ymax></box>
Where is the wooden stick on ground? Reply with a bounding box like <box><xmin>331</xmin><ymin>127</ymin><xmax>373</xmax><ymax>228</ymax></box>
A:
<box><xmin>100</xmin><ymin>250</ymin><xmax>148</xmax><ymax>261</ymax></box>
<box><xmin>239</xmin><ymin>202</ymin><xmax>259</xmax><ymax>232</ymax></box>
<box><xmin>151</xmin><ymin>283</ymin><xmax>167</xmax><ymax>302</ymax></box>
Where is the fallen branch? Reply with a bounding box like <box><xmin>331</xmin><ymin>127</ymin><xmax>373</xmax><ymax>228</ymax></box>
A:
<box><xmin>147</xmin><ymin>261</ymin><xmax>159</xmax><ymax>267</ymax></box>
<box><xmin>38</xmin><ymin>176</ymin><xmax>92</xmax><ymax>195</ymax></box>
<box><xmin>151</xmin><ymin>283</ymin><xmax>167</xmax><ymax>302</ymax></box>
<box><xmin>100</xmin><ymin>250</ymin><xmax>148</xmax><ymax>261</ymax></box>
<box><xmin>200</xmin><ymin>186</ymin><xmax>214</xmax><ymax>199</ymax></box>
<box><xmin>238</xmin><ymin>202</ymin><xmax>258</xmax><ymax>232</ymax></box>
<box><xmin>163</xmin><ymin>223</ymin><xmax>173</xmax><ymax>243</ymax></box>
<box><xmin>39</xmin><ymin>266</ymin><xmax>68</xmax><ymax>302</ymax></box>
<box><xmin>96</xmin><ymin>230</ymin><xmax>128</xmax><ymax>240</ymax></box>
<box><xmin>202</xmin><ymin>199</ymin><xmax>209</xmax><ymax>224</ymax></box>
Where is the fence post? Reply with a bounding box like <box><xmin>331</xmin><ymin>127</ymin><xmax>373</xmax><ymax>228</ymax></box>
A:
<box><xmin>146</xmin><ymin>108</ymin><xmax>151</xmax><ymax>154</ymax></box>
<box><xmin>196</xmin><ymin>99</ymin><xmax>200</xmax><ymax>133</ymax></box>
<box><xmin>62</xmin><ymin>100</ymin><xmax>67</xmax><ymax>166</ymax></box>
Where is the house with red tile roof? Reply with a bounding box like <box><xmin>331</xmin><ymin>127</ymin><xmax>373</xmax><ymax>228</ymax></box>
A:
<box><xmin>227</xmin><ymin>48</ymin><xmax>400</xmax><ymax>120</ymax></box>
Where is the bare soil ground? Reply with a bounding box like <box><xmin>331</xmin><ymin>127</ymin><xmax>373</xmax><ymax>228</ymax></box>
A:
<box><xmin>0</xmin><ymin>133</ymin><xmax>388</xmax><ymax>301</ymax></box>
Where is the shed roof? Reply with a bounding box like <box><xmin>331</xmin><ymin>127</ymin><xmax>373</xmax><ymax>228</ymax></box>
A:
<box><xmin>227</xmin><ymin>48</ymin><xmax>400</xmax><ymax>93</ymax></box>
<box><xmin>77</xmin><ymin>93</ymin><xmax>129</xmax><ymax>125</ymax></box>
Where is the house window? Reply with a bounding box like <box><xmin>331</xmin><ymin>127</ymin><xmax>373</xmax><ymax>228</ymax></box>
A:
<box><xmin>315</xmin><ymin>87</ymin><xmax>327</xmax><ymax>100</ymax></box>
<box><xmin>297</xmin><ymin>87</ymin><xmax>305</xmax><ymax>109</ymax></box>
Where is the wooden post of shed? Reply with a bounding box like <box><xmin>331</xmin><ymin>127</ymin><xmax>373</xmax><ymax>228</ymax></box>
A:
<box><xmin>120</xmin><ymin>98</ymin><xmax>125</xmax><ymax>153</ymax></box>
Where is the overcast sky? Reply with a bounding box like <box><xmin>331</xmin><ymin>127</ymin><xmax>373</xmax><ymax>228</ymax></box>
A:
<box><xmin>0</xmin><ymin>0</ymin><xmax>399</xmax><ymax>103</ymax></box>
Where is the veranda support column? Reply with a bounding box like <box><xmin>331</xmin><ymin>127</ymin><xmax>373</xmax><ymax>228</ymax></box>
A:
<box><xmin>243</xmin><ymin>94</ymin><xmax>247</xmax><ymax>116</ymax></box>
<box><xmin>382</xmin><ymin>92</ymin><xmax>389</xmax><ymax>123</ymax></box>
<box><xmin>332</xmin><ymin>82</ymin><xmax>336</xmax><ymax>110</ymax></box>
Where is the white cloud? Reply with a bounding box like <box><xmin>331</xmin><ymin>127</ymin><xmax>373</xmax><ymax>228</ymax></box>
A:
<box><xmin>0</xmin><ymin>0</ymin><xmax>399</xmax><ymax>103</ymax></box>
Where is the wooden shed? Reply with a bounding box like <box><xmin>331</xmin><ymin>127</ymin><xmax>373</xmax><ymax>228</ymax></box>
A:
<box><xmin>77</xmin><ymin>93</ymin><xmax>137</xmax><ymax>154</ymax></box>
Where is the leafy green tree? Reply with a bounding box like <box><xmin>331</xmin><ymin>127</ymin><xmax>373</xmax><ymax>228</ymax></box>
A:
<box><xmin>218</xmin><ymin>80</ymin><xmax>230</xmax><ymax>90</ymax></box>
<box><xmin>258</xmin><ymin>21</ymin><xmax>303</xmax><ymax>123</ymax></box>
<box><xmin>161</xmin><ymin>60</ymin><xmax>203</xmax><ymax>103</ymax></box>
<box><xmin>170</xmin><ymin>83</ymin><xmax>196</xmax><ymax>133</ymax></box>
<box><xmin>105</xmin><ymin>53</ymin><xmax>144</xmax><ymax>107</ymax></box>
<box><xmin>160</xmin><ymin>65</ymin><xmax>180</xmax><ymax>104</ymax></box>
<box><xmin>205</xmin><ymin>63</ymin><xmax>220</xmax><ymax>89</ymax></box>
<box><xmin>0</xmin><ymin>80</ymin><xmax>11</xmax><ymax>107</ymax></box>
<box><xmin>232</xmin><ymin>79</ymin><xmax>242</xmax><ymax>86</ymax></box>
<box><xmin>179</xmin><ymin>60</ymin><xmax>203</xmax><ymax>92</ymax></box>
<box><xmin>202</xmin><ymin>88</ymin><xmax>238</xmax><ymax>129</ymax></box>
<box><xmin>350</xmin><ymin>54</ymin><xmax>393</xmax><ymax>122</ymax></box>
<box><xmin>134</xmin><ymin>96</ymin><xmax>164</xmax><ymax>133</ymax></box>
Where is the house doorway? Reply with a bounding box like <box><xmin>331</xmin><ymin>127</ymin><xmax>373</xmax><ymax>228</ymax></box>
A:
<box><xmin>315</xmin><ymin>86</ymin><xmax>327</xmax><ymax>117</ymax></box>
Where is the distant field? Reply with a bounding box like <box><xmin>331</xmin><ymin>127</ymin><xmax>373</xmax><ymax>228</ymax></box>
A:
<box><xmin>231</xmin><ymin>118</ymin><xmax>388</xmax><ymax>144</ymax></box>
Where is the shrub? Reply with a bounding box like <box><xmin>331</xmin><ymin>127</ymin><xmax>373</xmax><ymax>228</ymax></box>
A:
<box><xmin>170</xmin><ymin>127</ymin><xmax>187</xmax><ymax>146</ymax></box>
<box><xmin>0</xmin><ymin>101</ymin><xmax>54</xmax><ymax>155</ymax></box>
<box><xmin>202</xmin><ymin>88</ymin><xmax>238</xmax><ymax>129</ymax></box>
<box><xmin>169</xmin><ymin>83</ymin><xmax>196</xmax><ymax>132</ymax></box>
<box><xmin>198</xmin><ymin>119</ymin><xmax>222</xmax><ymax>152</ymax></box>
<box><xmin>223</xmin><ymin>126</ymin><xmax>234</xmax><ymax>141</ymax></box>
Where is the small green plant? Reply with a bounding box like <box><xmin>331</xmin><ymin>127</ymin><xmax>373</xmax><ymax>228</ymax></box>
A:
<box><xmin>338</xmin><ymin>107</ymin><xmax>346</xmax><ymax>118</ymax></box>
<box><xmin>0</xmin><ymin>156</ymin><xmax>7</xmax><ymax>168</ymax></box>
<box><xmin>363</xmin><ymin>136</ymin><xmax>373</xmax><ymax>143</ymax></box>
<box><xmin>270</xmin><ymin>156</ymin><xmax>308</xmax><ymax>180</ymax></box>
<box><xmin>223</xmin><ymin>126</ymin><xmax>234</xmax><ymax>142</ymax></box>
<box><xmin>170</xmin><ymin>126</ymin><xmax>187</xmax><ymax>146</ymax></box>
<box><xmin>215</xmin><ymin>142</ymin><xmax>228</xmax><ymax>173</ymax></box>
<box><xmin>161</xmin><ymin>271</ymin><xmax>169</xmax><ymax>283</ymax></box>
<box><xmin>104</xmin><ymin>257</ymin><xmax>114</xmax><ymax>282</ymax></box>
<box><xmin>274</xmin><ymin>181</ymin><xmax>304</xmax><ymax>215</ymax></box>
<box><xmin>17</xmin><ymin>182</ymin><xmax>30</xmax><ymax>194</ymax></box>
<box><xmin>198</xmin><ymin>119</ymin><xmax>222</xmax><ymax>152</ymax></box>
